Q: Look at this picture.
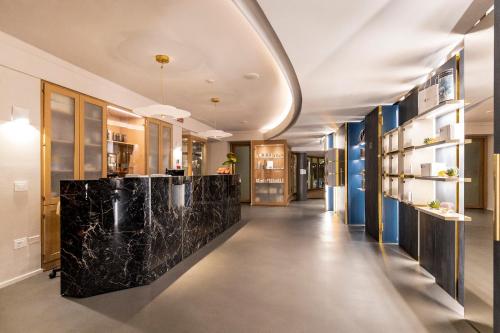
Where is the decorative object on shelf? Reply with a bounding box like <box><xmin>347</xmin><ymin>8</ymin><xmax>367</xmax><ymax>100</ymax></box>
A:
<box><xmin>445</xmin><ymin>167</ymin><xmax>458</xmax><ymax>177</ymax></box>
<box><xmin>222</xmin><ymin>152</ymin><xmax>237</xmax><ymax>174</ymax></box>
<box><xmin>428</xmin><ymin>200</ymin><xmax>441</xmax><ymax>209</ymax></box>
<box><xmin>418</xmin><ymin>77</ymin><xmax>439</xmax><ymax>113</ymax></box>
<box><xmin>439</xmin><ymin>201</ymin><xmax>455</xmax><ymax>213</ymax></box>
<box><xmin>198</xmin><ymin>97</ymin><xmax>232</xmax><ymax>139</ymax></box>
<box><xmin>421</xmin><ymin>162</ymin><xmax>446</xmax><ymax>177</ymax></box>
<box><xmin>439</xmin><ymin>123</ymin><xmax>463</xmax><ymax>141</ymax></box>
<box><xmin>438</xmin><ymin>69</ymin><xmax>455</xmax><ymax>103</ymax></box>
<box><xmin>359</xmin><ymin>127</ymin><xmax>365</xmax><ymax>144</ymax></box>
<box><xmin>423</xmin><ymin>137</ymin><xmax>438</xmax><ymax>145</ymax></box>
<box><xmin>133</xmin><ymin>55</ymin><xmax>191</xmax><ymax>119</ymax></box>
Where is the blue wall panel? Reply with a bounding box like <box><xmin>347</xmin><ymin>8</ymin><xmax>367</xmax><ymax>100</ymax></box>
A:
<box><xmin>382</xmin><ymin>105</ymin><xmax>399</xmax><ymax>243</ymax></box>
<box><xmin>347</xmin><ymin>122</ymin><xmax>365</xmax><ymax>225</ymax></box>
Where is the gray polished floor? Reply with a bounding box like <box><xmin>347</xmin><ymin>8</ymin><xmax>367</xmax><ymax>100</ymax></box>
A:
<box><xmin>0</xmin><ymin>201</ymin><xmax>475</xmax><ymax>332</ymax></box>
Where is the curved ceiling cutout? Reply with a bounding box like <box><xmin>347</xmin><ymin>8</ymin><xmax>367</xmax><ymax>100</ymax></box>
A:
<box><xmin>233</xmin><ymin>0</ymin><xmax>302</xmax><ymax>139</ymax></box>
<box><xmin>0</xmin><ymin>0</ymin><xmax>298</xmax><ymax>134</ymax></box>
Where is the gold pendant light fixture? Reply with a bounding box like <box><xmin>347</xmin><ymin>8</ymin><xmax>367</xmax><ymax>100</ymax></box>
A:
<box><xmin>198</xmin><ymin>97</ymin><xmax>232</xmax><ymax>139</ymax></box>
<box><xmin>133</xmin><ymin>54</ymin><xmax>191</xmax><ymax>119</ymax></box>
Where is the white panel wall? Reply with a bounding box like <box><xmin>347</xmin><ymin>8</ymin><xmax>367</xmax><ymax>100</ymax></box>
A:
<box><xmin>0</xmin><ymin>67</ymin><xmax>42</xmax><ymax>287</ymax></box>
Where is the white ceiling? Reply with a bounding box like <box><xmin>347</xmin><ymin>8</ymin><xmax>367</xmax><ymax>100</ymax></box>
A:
<box><xmin>258</xmin><ymin>0</ymin><xmax>477</xmax><ymax>147</ymax></box>
<box><xmin>0</xmin><ymin>0</ymin><xmax>291</xmax><ymax>132</ymax></box>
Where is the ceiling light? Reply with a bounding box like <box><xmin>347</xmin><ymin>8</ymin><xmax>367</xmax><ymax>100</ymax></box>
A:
<box><xmin>486</xmin><ymin>110</ymin><xmax>493</xmax><ymax>113</ymax></box>
<box><xmin>206</xmin><ymin>79</ymin><xmax>215</xmax><ymax>84</ymax></box>
<box><xmin>198</xmin><ymin>129</ymin><xmax>233</xmax><ymax>139</ymax></box>
<box><xmin>399</xmin><ymin>96</ymin><xmax>405</xmax><ymax>102</ymax></box>
<box><xmin>108</xmin><ymin>105</ymin><xmax>142</xmax><ymax>118</ymax></box>
<box><xmin>486</xmin><ymin>5</ymin><xmax>494</xmax><ymax>16</ymax></box>
<box><xmin>133</xmin><ymin>55</ymin><xmax>191</xmax><ymax>119</ymax></box>
<box><xmin>198</xmin><ymin>97</ymin><xmax>232</xmax><ymax>139</ymax></box>
<box><xmin>240</xmin><ymin>120</ymin><xmax>248</xmax><ymax>124</ymax></box>
<box><xmin>244</xmin><ymin>72</ymin><xmax>260</xmax><ymax>80</ymax></box>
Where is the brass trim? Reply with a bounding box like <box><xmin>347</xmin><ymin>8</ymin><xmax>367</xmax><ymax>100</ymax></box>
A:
<box><xmin>494</xmin><ymin>154</ymin><xmax>500</xmax><ymax>241</ymax></box>
<box><xmin>378</xmin><ymin>106</ymin><xmax>383</xmax><ymax>242</ymax></box>
<box><xmin>345</xmin><ymin>124</ymin><xmax>348</xmax><ymax>224</ymax></box>
<box><xmin>155</xmin><ymin>54</ymin><xmax>170</xmax><ymax>64</ymax></box>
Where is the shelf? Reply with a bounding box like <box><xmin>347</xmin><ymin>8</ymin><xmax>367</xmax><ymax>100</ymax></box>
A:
<box><xmin>383</xmin><ymin>127</ymin><xmax>399</xmax><ymax>136</ymax></box>
<box><xmin>411</xmin><ymin>139</ymin><xmax>471</xmax><ymax>151</ymax></box>
<box><xmin>383</xmin><ymin>174</ymin><xmax>399</xmax><ymax>178</ymax></box>
<box><xmin>107</xmin><ymin>140</ymin><xmax>135</xmax><ymax>146</ymax></box>
<box><xmin>402</xmin><ymin>100</ymin><xmax>464</xmax><ymax>127</ymax></box>
<box><xmin>255</xmin><ymin>157</ymin><xmax>284</xmax><ymax>159</ymax></box>
<box><xmin>255</xmin><ymin>182</ymin><xmax>284</xmax><ymax>185</ymax></box>
<box><xmin>255</xmin><ymin>168</ymin><xmax>285</xmax><ymax>171</ymax></box>
<box><xmin>383</xmin><ymin>150</ymin><xmax>400</xmax><ymax>156</ymax></box>
<box><xmin>52</xmin><ymin>139</ymin><xmax>74</xmax><ymax>145</ymax></box>
<box><xmin>357</xmin><ymin>188</ymin><xmax>365</xmax><ymax>192</ymax></box>
<box><xmin>415</xmin><ymin>206</ymin><xmax>471</xmax><ymax>222</ymax></box>
<box><xmin>84</xmin><ymin>117</ymin><xmax>101</xmax><ymax>122</ymax></box>
<box><xmin>383</xmin><ymin>193</ymin><xmax>399</xmax><ymax>200</ymax></box>
<box><xmin>413</xmin><ymin>176</ymin><xmax>471</xmax><ymax>182</ymax></box>
<box><xmin>52</xmin><ymin>169</ymin><xmax>73</xmax><ymax>173</ymax></box>
<box><xmin>85</xmin><ymin>143</ymin><xmax>101</xmax><ymax>148</ymax></box>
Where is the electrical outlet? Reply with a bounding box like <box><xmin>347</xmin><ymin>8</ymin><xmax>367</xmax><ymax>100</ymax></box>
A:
<box><xmin>14</xmin><ymin>180</ymin><xmax>28</xmax><ymax>192</ymax></box>
<box><xmin>28</xmin><ymin>235</ymin><xmax>40</xmax><ymax>244</ymax></box>
<box><xmin>13</xmin><ymin>237</ymin><xmax>28</xmax><ymax>249</ymax></box>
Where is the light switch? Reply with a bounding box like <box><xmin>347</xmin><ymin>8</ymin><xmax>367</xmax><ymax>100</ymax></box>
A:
<box><xmin>14</xmin><ymin>237</ymin><xmax>28</xmax><ymax>249</ymax></box>
<box><xmin>14</xmin><ymin>180</ymin><xmax>28</xmax><ymax>192</ymax></box>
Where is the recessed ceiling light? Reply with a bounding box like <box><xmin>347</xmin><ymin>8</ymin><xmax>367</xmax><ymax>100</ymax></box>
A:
<box><xmin>244</xmin><ymin>72</ymin><xmax>260</xmax><ymax>80</ymax></box>
<box><xmin>206</xmin><ymin>79</ymin><xmax>215</xmax><ymax>84</ymax></box>
<box><xmin>240</xmin><ymin>120</ymin><xmax>248</xmax><ymax>124</ymax></box>
<box><xmin>486</xmin><ymin>110</ymin><xmax>493</xmax><ymax>113</ymax></box>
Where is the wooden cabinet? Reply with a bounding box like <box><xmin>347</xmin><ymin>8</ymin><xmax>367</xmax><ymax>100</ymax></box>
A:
<box><xmin>41</xmin><ymin>82</ymin><xmax>107</xmax><ymax>269</ymax></box>
<box><xmin>251</xmin><ymin>140</ymin><xmax>290</xmax><ymax>206</ymax></box>
<box><xmin>182</xmin><ymin>134</ymin><xmax>207</xmax><ymax>176</ymax></box>
<box><xmin>146</xmin><ymin>118</ymin><xmax>173</xmax><ymax>174</ymax></box>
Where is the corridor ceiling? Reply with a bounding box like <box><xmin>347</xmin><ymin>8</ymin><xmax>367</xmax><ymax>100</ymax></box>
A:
<box><xmin>258</xmin><ymin>0</ymin><xmax>477</xmax><ymax>147</ymax></box>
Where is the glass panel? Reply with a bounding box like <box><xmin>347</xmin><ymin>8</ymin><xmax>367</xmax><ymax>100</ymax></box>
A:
<box><xmin>148</xmin><ymin>123</ymin><xmax>159</xmax><ymax>174</ymax></box>
<box><xmin>254</xmin><ymin>144</ymin><xmax>285</xmax><ymax>203</ymax></box>
<box><xmin>182</xmin><ymin>137</ymin><xmax>189</xmax><ymax>172</ymax></box>
<box><xmin>50</xmin><ymin>92</ymin><xmax>75</xmax><ymax>197</ymax></box>
<box><xmin>192</xmin><ymin>141</ymin><xmax>205</xmax><ymax>176</ymax></box>
<box><xmin>83</xmin><ymin>101</ymin><xmax>103</xmax><ymax>179</ymax></box>
<box><xmin>161</xmin><ymin>126</ymin><xmax>171</xmax><ymax>171</ymax></box>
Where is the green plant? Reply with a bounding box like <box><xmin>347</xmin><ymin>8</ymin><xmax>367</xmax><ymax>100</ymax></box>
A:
<box><xmin>222</xmin><ymin>152</ymin><xmax>238</xmax><ymax>174</ymax></box>
<box><xmin>424</xmin><ymin>137</ymin><xmax>436</xmax><ymax>145</ymax></box>
<box><xmin>428</xmin><ymin>200</ymin><xmax>441</xmax><ymax>209</ymax></box>
<box><xmin>445</xmin><ymin>168</ymin><xmax>458</xmax><ymax>177</ymax></box>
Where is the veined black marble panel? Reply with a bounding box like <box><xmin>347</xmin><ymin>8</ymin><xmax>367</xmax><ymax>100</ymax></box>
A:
<box><xmin>61</xmin><ymin>175</ymin><xmax>240</xmax><ymax>298</ymax></box>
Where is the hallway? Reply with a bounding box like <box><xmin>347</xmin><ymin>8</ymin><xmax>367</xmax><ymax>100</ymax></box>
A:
<box><xmin>0</xmin><ymin>201</ymin><xmax>474</xmax><ymax>332</ymax></box>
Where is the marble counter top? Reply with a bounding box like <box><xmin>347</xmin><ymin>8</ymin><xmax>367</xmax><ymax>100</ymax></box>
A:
<box><xmin>60</xmin><ymin>175</ymin><xmax>240</xmax><ymax>297</ymax></box>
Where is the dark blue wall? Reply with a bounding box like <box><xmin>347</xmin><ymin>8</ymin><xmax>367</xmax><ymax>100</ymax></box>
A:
<box><xmin>382</xmin><ymin>105</ymin><xmax>399</xmax><ymax>243</ymax></box>
<box><xmin>347</xmin><ymin>122</ymin><xmax>365</xmax><ymax>225</ymax></box>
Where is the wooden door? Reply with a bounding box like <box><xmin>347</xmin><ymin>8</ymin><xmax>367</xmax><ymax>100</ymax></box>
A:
<box><xmin>231</xmin><ymin>142</ymin><xmax>251</xmax><ymax>202</ymax></box>
<box><xmin>42</xmin><ymin>82</ymin><xmax>80</xmax><ymax>269</ymax></box>
<box><xmin>465</xmin><ymin>137</ymin><xmax>485</xmax><ymax>208</ymax></box>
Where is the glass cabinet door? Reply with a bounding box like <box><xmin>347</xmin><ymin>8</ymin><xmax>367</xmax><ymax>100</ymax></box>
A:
<box><xmin>147</xmin><ymin>121</ymin><xmax>159</xmax><ymax>174</ymax></box>
<box><xmin>44</xmin><ymin>85</ymin><xmax>79</xmax><ymax>203</ymax></box>
<box><xmin>192</xmin><ymin>140</ymin><xmax>205</xmax><ymax>176</ymax></box>
<box><xmin>81</xmin><ymin>97</ymin><xmax>105</xmax><ymax>179</ymax></box>
<box><xmin>160</xmin><ymin>124</ymin><xmax>172</xmax><ymax>172</ymax></box>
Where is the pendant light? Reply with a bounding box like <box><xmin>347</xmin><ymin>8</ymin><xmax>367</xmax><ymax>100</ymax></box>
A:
<box><xmin>198</xmin><ymin>97</ymin><xmax>232</xmax><ymax>139</ymax></box>
<box><xmin>133</xmin><ymin>54</ymin><xmax>191</xmax><ymax>119</ymax></box>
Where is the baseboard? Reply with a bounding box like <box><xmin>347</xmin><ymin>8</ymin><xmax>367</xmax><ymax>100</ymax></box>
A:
<box><xmin>0</xmin><ymin>269</ymin><xmax>42</xmax><ymax>289</ymax></box>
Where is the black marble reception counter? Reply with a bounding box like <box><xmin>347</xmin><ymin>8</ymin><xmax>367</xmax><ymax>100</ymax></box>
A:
<box><xmin>60</xmin><ymin>175</ymin><xmax>240</xmax><ymax>298</ymax></box>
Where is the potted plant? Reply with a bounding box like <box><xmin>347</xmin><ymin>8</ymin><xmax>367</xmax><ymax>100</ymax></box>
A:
<box><xmin>222</xmin><ymin>152</ymin><xmax>238</xmax><ymax>174</ymax></box>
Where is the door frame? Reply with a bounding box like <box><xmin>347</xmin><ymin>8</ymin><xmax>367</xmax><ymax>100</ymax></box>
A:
<box><xmin>231</xmin><ymin>141</ymin><xmax>251</xmax><ymax>203</ymax></box>
<box><xmin>465</xmin><ymin>135</ymin><xmax>487</xmax><ymax>209</ymax></box>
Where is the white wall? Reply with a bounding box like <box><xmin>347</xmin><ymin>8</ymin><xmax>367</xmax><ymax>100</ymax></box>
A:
<box><xmin>0</xmin><ymin>67</ymin><xmax>42</xmax><ymax>287</ymax></box>
<box><xmin>207</xmin><ymin>141</ymin><xmax>230</xmax><ymax>174</ymax></box>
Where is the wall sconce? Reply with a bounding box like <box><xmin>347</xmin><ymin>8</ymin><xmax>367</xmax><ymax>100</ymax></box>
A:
<box><xmin>11</xmin><ymin>106</ymin><xmax>30</xmax><ymax>125</ymax></box>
